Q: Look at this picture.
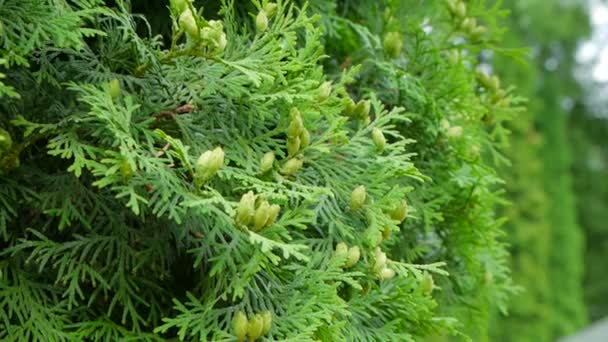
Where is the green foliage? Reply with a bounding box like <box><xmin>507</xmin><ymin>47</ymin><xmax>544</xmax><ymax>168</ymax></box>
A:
<box><xmin>489</xmin><ymin>0</ymin><xmax>590</xmax><ymax>341</ymax></box>
<box><xmin>0</xmin><ymin>0</ymin><xmax>106</xmax><ymax>97</ymax></box>
<box><xmin>570</xmin><ymin>98</ymin><xmax>608</xmax><ymax>322</ymax></box>
<box><xmin>1</xmin><ymin>0</ymin><xmax>519</xmax><ymax>340</ymax></box>
<box><xmin>490</xmin><ymin>58</ymin><xmax>552</xmax><ymax>342</ymax></box>
<box><xmin>309</xmin><ymin>0</ymin><xmax>521</xmax><ymax>338</ymax></box>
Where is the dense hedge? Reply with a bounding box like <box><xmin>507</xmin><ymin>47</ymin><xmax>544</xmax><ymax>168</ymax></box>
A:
<box><xmin>309</xmin><ymin>1</ymin><xmax>520</xmax><ymax>339</ymax></box>
<box><xmin>490</xmin><ymin>35</ymin><xmax>554</xmax><ymax>342</ymax></box>
<box><xmin>570</xmin><ymin>112</ymin><xmax>608</xmax><ymax>322</ymax></box>
<box><xmin>1</xmin><ymin>0</ymin><xmax>521</xmax><ymax>340</ymax></box>
<box><xmin>490</xmin><ymin>0</ymin><xmax>589</xmax><ymax>341</ymax></box>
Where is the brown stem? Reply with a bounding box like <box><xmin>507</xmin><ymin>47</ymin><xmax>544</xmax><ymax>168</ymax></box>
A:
<box><xmin>152</xmin><ymin>103</ymin><xmax>196</xmax><ymax>120</ymax></box>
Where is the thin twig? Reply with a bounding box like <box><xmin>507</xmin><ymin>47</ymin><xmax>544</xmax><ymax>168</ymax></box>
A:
<box><xmin>155</xmin><ymin>143</ymin><xmax>171</xmax><ymax>158</ymax></box>
<box><xmin>152</xmin><ymin>103</ymin><xmax>196</xmax><ymax>120</ymax></box>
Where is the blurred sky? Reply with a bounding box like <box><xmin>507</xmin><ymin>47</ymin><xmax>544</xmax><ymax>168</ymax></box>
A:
<box><xmin>577</xmin><ymin>0</ymin><xmax>608</xmax><ymax>80</ymax></box>
<box><xmin>574</xmin><ymin>0</ymin><xmax>608</xmax><ymax>116</ymax></box>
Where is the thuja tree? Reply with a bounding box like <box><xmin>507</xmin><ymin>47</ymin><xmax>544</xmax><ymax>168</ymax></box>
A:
<box><xmin>569</xmin><ymin>9</ymin><xmax>608</xmax><ymax>325</ymax></box>
<box><xmin>570</xmin><ymin>111</ymin><xmax>608</xmax><ymax>322</ymax></box>
<box><xmin>1</xmin><ymin>0</ymin><xmax>517</xmax><ymax>340</ymax></box>
<box><xmin>488</xmin><ymin>9</ymin><xmax>554</xmax><ymax>342</ymax></box>
<box><xmin>309</xmin><ymin>0</ymin><xmax>520</xmax><ymax>339</ymax></box>
<box><xmin>490</xmin><ymin>0</ymin><xmax>589</xmax><ymax>341</ymax></box>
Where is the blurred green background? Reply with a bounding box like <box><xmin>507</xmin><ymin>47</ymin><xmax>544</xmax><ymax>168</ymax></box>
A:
<box><xmin>490</xmin><ymin>0</ymin><xmax>608</xmax><ymax>340</ymax></box>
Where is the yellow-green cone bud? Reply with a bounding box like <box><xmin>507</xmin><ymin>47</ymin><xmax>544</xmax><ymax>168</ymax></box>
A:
<box><xmin>317</xmin><ymin>81</ymin><xmax>332</xmax><ymax>102</ymax></box>
<box><xmin>0</xmin><ymin>128</ymin><xmax>13</xmax><ymax>152</ymax></box>
<box><xmin>493</xmin><ymin>89</ymin><xmax>507</xmax><ymax>102</ymax></box>
<box><xmin>344</xmin><ymin>246</ymin><xmax>360</xmax><ymax>268</ymax></box>
<box><xmin>471</xmin><ymin>25</ymin><xmax>487</xmax><ymax>40</ymax></box>
<box><xmin>344</xmin><ymin>98</ymin><xmax>357</xmax><ymax>117</ymax></box>
<box><xmin>217</xmin><ymin>32</ymin><xmax>228</xmax><ymax>51</ymax></box>
<box><xmin>374</xmin><ymin>247</ymin><xmax>387</xmax><ymax>271</ymax></box>
<box><xmin>421</xmin><ymin>273</ymin><xmax>434</xmax><ymax>295</ymax></box>
<box><xmin>179</xmin><ymin>9</ymin><xmax>198</xmax><ymax>36</ymax></box>
<box><xmin>447</xmin><ymin>49</ymin><xmax>460</xmax><ymax>65</ymax></box>
<box><xmin>389</xmin><ymin>200</ymin><xmax>408</xmax><ymax>223</ymax></box>
<box><xmin>179</xmin><ymin>9</ymin><xmax>199</xmax><ymax>38</ymax></box>
<box><xmin>209</xmin><ymin>147</ymin><xmax>225</xmax><ymax>171</ymax></box>
<box><xmin>382</xmin><ymin>227</ymin><xmax>392</xmax><ymax>241</ymax></box>
<box><xmin>364</xmin><ymin>225</ymin><xmax>382</xmax><ymax>247</ymax></box>
<box><xmin>280</xmin><ymin>158</ymin><xmax>303</xmax><ymax>176</ymax></box>
<box><xmin>335</xmin><ymin>242</ymin><xmax>348</xmax><ymax>259</ymax></box>
<box><xmin>236</xmin><ymin>191</ymin><xmax>256</xmax><ymax>227</ymax></box>
<box><xmin>264</xmin><ymin>3</ymin><xmax>278</xmax><ymax>18</ymax></box>
<box><xmin>461</xmin><ymin>18</ymin><xmax>476</xmax><ymax>33</ymax></box>
<box><xmin>260</xmin><ymin>152</ymin><xmax>275</xmax><ymax>174</ymax></box>
<box><xmin>496</xmin><ymin>97</ymin><xmax>510</xmax><ymax>108</ymax></box>
<box><xmin>350</xmin><ymin>185</ymin><xmax>367</xmax><ymax>210</ymax></box>
<box><xmin>489</xmin><ymin>75</ymin><xmax>500</xmax><ymax>91</ymax></box>
<box><xmin>290</xmin><ymin>107</ymin><xmax>302</xmax><ymax>118</ymax></box>
<box><xmin>200</xmin><ymin>20</ymin><xmax>225</xmax><ymax>51</ymax></box>
<box><xmin>256</xmin><ymin>11</ymin><xmax>268</xmax><ymax>32</ymax></box>
<box><xmin>233</xmin><ymin>311</ymin><xmax>249</xmax><ymax>342</ymax></box>
<box><xmin>379</xmin><ymin>267</ymin><xmax>396</xmax><ymax>280</ymax></box>
<box><xmin>200</xmin><ymin>27</ymin><xmax>214</xmax><ymax>40</ymax></box>
<box><xmin>440</xmin><ymin>119</ymin><xmax>451</xmax><ymax>130</ymax></box>
<box><xmin>261</xmin><ymin>311</ymin><xmax>272</xmax><ymax>335</ymax></box>
<box><xmin>383</xmin><ymin>32</ymin><xmax>402</xmax><ymax>59</ymax></box>
<box><xmin>170</xmin><ymin>0</ymin><xmax>190</xmax><ymax>13</ymax></box>
<box><xmin>287</xmin><ymin>121</ymin><xmax>302</xmax><ymax>139</ymax></box>
<box><xmin>120</xmin><ymin>158</ymin><xmax>134</xmax><ymax>182</ymax></box>
<box><xmin>265</xmin><ymin>204</ymin><xmax>281</xmax><ymax>227</ymax></box>
<box><xmin>299</xmin><ymin>128</ymin><xmax>310</xmax><ymax>149</ymax></box>
<box><xmin>288</xmin><ymin>108</ymin><xmax>304</xmax><ymax>137</ymax></box>
<box><xmin>209</xmin><ymin>20</ymin><xmax>223</xmax><ymax>31</ymax></box>
<box><xmin>456</xmin><ymin>2</ymin><xmax>466</xmax><ymax>18</ymax></box>
<box><xmin>287</xmin><ymin>136</ymin><xmax>301</xmax><ymax>157</ymax></box>
<box><xmin>446</xmin><ymin>126</ymin><xmax>463</xmax><ymax>138</ymax></box>
<box><xmin>371</xmin><ymin>128</ymin><xmax>386</xmax><ymax>151</ymax></box>
<box><xmin>195</xmin><ymin>147</ymin><xmax>224</xmax><ymax>185</ymax></box>
<box><xmin>354</xmin><ymin>100</ymin><xmax>371</xmax><ymax>119</ymax></box>
<box><xmin>476</xmin><ymin>70</ymin><xmax>493</xmax><ymax>89</ymax></box>
<box><xmin>109</xmin><ymin>79</ymin><xmax>121</xmax><ymax>100</ymax></box>
<box><xmin>247</xmin><ymin>314</ymin><xmax>265</xmax><ymax>341</ymax></box>
<box><xmin>254</xmin><ymin>201</ymin><xmax>271</xmax><ymax>231</ymax></box>
<box><xmin>447</xmin><ymin>0</ymin><xmax>458</xmax><ymax>13</ymax></box>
